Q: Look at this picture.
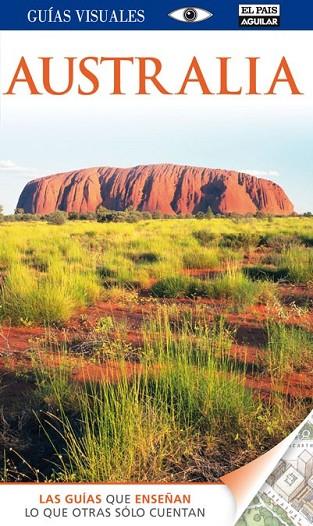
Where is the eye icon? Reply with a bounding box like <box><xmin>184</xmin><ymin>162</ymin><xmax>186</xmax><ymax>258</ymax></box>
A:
<box><xmin>169</xmin><ymin>7</ymin><xmax>213</xmax><ymax>23</ymax></box>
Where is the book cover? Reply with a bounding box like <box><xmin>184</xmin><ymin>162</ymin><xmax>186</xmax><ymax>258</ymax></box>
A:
<box><xmin>0</xmin><ymin>2</ymin><xmax>312</xmax><ymax>524</ymax></box>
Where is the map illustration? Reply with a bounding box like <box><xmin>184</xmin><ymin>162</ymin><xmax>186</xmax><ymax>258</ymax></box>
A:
<box><xmin>237</xmin><ymin>413</ymin><xmax>313</xmax><ymax>526</ymax></box>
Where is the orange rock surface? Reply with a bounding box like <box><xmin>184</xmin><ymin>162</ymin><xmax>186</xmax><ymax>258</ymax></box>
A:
<box><xmin>17</xmin><ymin>164</ymin><xmax>294</xmax><ymax>215</ymax></box>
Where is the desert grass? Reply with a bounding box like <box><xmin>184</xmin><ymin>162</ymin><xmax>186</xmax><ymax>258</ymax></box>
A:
<box><xmin>0</xmin><ymin>218</ymin><xmax>309</xmax><ymax>325</ymax></box>
<box><xmin>209</xmin><ymin>267</ymin><xmax>277</xmax><ymax>309</ymax></box>
<box><xmin>1</xmin><ymin>261</ymin><xmax>100</xmax><ymax>324</ymax></box>
<box><xmin>0</xmin><ymin>217</ymin><xmax>312</xmax><ymax>482</ymax></box>
<box><xmin>152</xmin><ymin>267</ymin><xmax>277</xmax><ymax>310</ymax></box>
<box><xmin>266</xmin><ymin>322</ymin><xmax>313</xmax><ymax>378</ymax></box>
<box><xmin>278</xmin><ymin>246</ymin><xmax>313</xmax><ymax>283</ymax></box>
<box><xmin>0</xmin><ymin>217</ymin><xmax>312</xmax><ymax>294</ymax></box>
<box><xmin>29</xmin><ymin>309</ymin><xmax>305</xmax><ymax>482</ymax></box>
<box><xmin>0</xmin><ymin>228</ymin><xmax>101</xmax><ymax>324</ymax></box>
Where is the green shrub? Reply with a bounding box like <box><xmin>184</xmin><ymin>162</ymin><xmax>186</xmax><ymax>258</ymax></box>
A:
<box><xmin>219</xmin><ymin>233</ymin><xmax>260</xmax><ymax>250</ymax></box>
<box><xmin>243</xmin><ymin>266</ymin><xmax>289</xmax><ymax>282</ymax></box>
<box><xmin>131</xmin><ymin>252</ymin><xmax>160</xmax><ymax>264</ymax></box>
<box><xmin>183</xmin><ymin>248</ymin><xmax>220</xmax><ymax>269</ymax></box>
<box><xmin>187</xmin><ymin>279</ymin><xmax>212</xmax><ymax>297</ymax></box>
<box><xmin>97</xmin><ymin>266</ymin><xmax>117</xmax><ymax>279</ymax></box>
<box><xmin>259</xmin><ymin>234</ymin><xmax>300</xmax><ymax>251</ymax></box>
<box><xmin>299</xmin><ymin>235</ymin><xmax>313</xmax><ymax>247</ymax></box>
<box><xmin>193</xmin><ymin>230</ymin><xmax>218</xmax><ymax>246</ymax></box>
<box><xmin>47</xmin><ymin>211</ymin><xmax>67</xmax><ymax>225</ymax></box>
<box><xmin>151</xmin><ymin>276</ymin><xmax>189</xmax><ymax>298</ymax></box>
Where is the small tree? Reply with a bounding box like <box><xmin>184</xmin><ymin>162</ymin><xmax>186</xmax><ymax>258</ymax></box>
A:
<box><xmin>68</xmin><ymin>211</ymin><xmax>79</xmax><ymax>220</ymax></box>
<box><xmin>152</xmin><ymin>211</ymin><xmax>163</xmax><ymax>220</ymax></box>
<box><xmin>96</xmin><ymin>205</ymin><xmax>110</xmax><ymax>221</ymax></box>
<box><xmin>47</xmin><ymin>210</ymin><xmax>67</xmax><ymax>225</ymax></box>
<box><xmin>205</xmin><ymin>206</ymin><xmax>214</xmax><ymax>219</ymax></box>
<box><xmin>141</xmin><ymin>211</ymin><xmax>152</xmax><ymax>220</ymax></box>
<box><xmin>196</xmin><ymin>211</ymin><xmax>205</xmax><ymax>219</ymax></box>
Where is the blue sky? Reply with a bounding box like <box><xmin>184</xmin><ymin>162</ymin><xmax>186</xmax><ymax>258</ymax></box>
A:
<box><xmin>0</xmin><ymin>98</ymin><xmax>312</xmax><ymax>214</ymax></box>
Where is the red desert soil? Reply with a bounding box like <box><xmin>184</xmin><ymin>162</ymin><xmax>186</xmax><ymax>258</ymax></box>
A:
<box><xmin>16</xmin><ymin>164</ymin><xmax>294</xmax><ymax>216</ymax></box>
<box><xmin>0</xmin><ymin>326</ymin><xmax>46</xmax><ymax>353</ymax></box>
<box><xmin>0</xmin><ymin>293</ymin><xmax>312</xmax><ymax>399</ymax></box>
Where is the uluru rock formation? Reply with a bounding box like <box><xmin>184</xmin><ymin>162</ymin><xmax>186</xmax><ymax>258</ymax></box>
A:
<box><xmin>16</xmin><ymin>164</ymin><xmax>294</xmax><ymax>216</ymax></box>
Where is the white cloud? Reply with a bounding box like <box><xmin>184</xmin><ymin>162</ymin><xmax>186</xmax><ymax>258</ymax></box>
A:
<box><xmin>239</xmin><ymin>169</ymin><xmax>280</xmax><ymax>179</ymax></box>
<box><xmin>0</xmin><ymin>160</ymin><xmax>16</xmax><ymax>169</ymax></box>
<box><xmin>0</xmin><ymin>160</ymin><xmax>37</xmax><ymax>175</ymax></box>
